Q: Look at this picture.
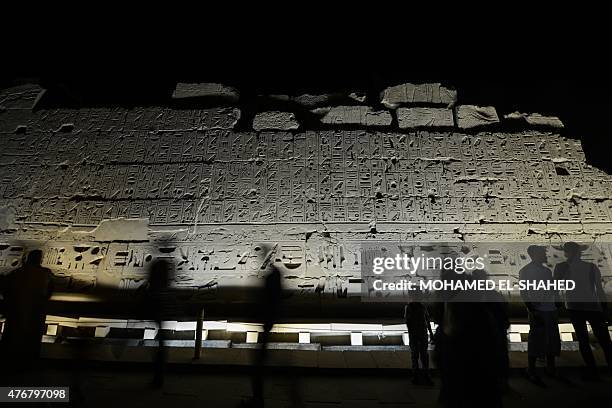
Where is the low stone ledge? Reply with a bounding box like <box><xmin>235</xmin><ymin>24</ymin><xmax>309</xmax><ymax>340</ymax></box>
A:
<box><xmin>504</xmin><ymin>111</ymin><xmax>564</xmax><ymax>129</ymax></box>
<box><xmin>397</xmin><ymin>107</ymin><xmax>454</xmax><ymax>129</ymax></box>
<box><xmin>172</xmin><ymin>82</ymin><xmax>239</xmax><ymax>102</ymax></box>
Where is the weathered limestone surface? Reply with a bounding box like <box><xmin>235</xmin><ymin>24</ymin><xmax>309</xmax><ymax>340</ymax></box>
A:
<box><xmin>348</xmin><ymin>92</ymin><xmax>366</xmax><ymax>103</ymax></box>
<box><xmin>0</xmin><ymin>206</ymin><xmax>16</xmax><ymax>230</ymax></box>
<box><xmin>0</xmin><ymin>83</ymin><xmax>45</xmax><ymax>110</ymax></box>
<box><xmin>380</xmin><ymin>83</ymin><xmax>457</xmax><ymax>109</ymax></box>
<box><xmin>172</xmin><ymin>83</ymin><xmax>239</xmax><ymax>102</ymax></box>
<box><xmin>504</xmin><ymin>111</ymin><xmax>564</xmax><ymax>129</ymax></box>
<box><xmin>455</xmin><ymin>105</ymin><xmax>499</xmax><ymax>129</ymax></box>
<box><xmin>253</xmin><ymin>111</ymin><xmax>299</xmax><ymax>131</ymax></box>
<box><xmin>293</xmin><ymin>94</ymin><xmax>336</xmax><ymax>107</ymax></box>
<box><xmin>397</xmin><ymin>107</ymin><xmax>454</xmax><ymax>129</ymax></box>
<box><xmin>319</xmin><ymin>106</ymin><xmax>392</xmax><ymax>126</ymax></box>
<box><xmin>260</xmin><ymin>93</ymin><xmax>367</xmax><ymax>107</ymax></box>
<box><xmin>0</xmin><ymin>106</ymin><xmax>241</xmax><ymax>132</ymax></box>
<box><xmin>1</xmin><ymin>84</ymin><xmax>611</xmax><ymax>302</ymax></box>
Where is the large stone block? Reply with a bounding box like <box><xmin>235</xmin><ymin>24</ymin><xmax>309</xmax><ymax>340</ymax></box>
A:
<box><xmin>380</xmin><ymin>83</ymin><xmax>457</xmax><ymax>109</ymax></box>
<box><xmin>294</xmin><ymin>93</ymin><xmax>336</xmax><ymax>107</ymax></box>
<box><xmin>319</xmin><ymin>106</ymin><xmax>392</xmax><ymax>126</ymax></box>
<box><xmin>397</xmin><ymin>107</ymin><xmax>454</xmax><ymax>129</ymax></box>
<box><xmin>455</xmin><ymin>105</ymin><xmax>499</xmax><ymax>129</ymax></box>
<box><xmin>504</xmin><ymin>111</ymin><xmax>564</xmax><ymax>129</ymax></box>
<box><xmin>253</xmin><ymin>111</ymin><xmax>299</xmax><ymax>131</ymax></box>
<box><xmin>172</xmin><ymin>83</ymin><xmax>239</xmax><ymax>102</ymax></box>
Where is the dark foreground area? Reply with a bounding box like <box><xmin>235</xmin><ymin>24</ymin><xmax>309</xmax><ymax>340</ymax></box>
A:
<box><xmin>3</xmin><ymin>358</ymin><xmax>612</xmax><ymax>407</ymax></box>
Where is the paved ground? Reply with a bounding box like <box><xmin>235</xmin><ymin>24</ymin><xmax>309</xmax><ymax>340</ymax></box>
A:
<box><xmin>5</xmin><ymin>359</ymin><xmax>612</xmax><ymax>407</ymax></box>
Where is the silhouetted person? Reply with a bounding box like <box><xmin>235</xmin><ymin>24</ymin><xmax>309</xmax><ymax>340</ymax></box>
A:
<box><xmin>519</xmin><ymin>245</ymin><xmax>561</xmax><ymax>385</ymax></box>
<box><xmin>473</xmin><ymin>268</ymin><xmax>510</xmax><ymax>390</ymax></box>
<box><xmin>146</xmin><ymin>259</ymin><xmax>174</xmax><ymax>388</ymax></box>
<box><xmin>404</xmin><ymin>300</ymin><xmax>434</xmax><ymax>385</ymax></box>
<box><xmin>434</xmin><ymin>262</ymin><xmax>503</xmax><ymax>408</ymax></box>
<box><xmin>554</xmin><ymin>242</ymin><xmax>612</xmax><ymax>379</ymax></box>
<box><xmin>0</xmin><ymin>249</ymin><xmax>53</xmax><ymax>384</ymax></box>
<box><xmin>247</xmin><ymin>245</ymin><xmax>283</xmax><ymax>408</ymax></box>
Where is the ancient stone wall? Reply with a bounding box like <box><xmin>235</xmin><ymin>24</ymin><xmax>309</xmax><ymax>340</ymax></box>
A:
<box><xmin>1</xmin><ymin>82</ymin><xmax>611</xmax><ymax>303</ymax></box>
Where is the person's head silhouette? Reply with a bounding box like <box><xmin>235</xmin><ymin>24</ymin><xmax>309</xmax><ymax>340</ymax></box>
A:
<box><xmin>563</xmin><ymin>242</ymin><xmax>582</xmax><ymax>261</ymax></box>
<box><xmin>527</xmin><ymin>245</ymin><xmax>547</xmax><ymax>264</ymax></box>
<box><xmin>25</xmin><ymin>249</ymin><xmax>43</xmax><ymax>266</ymax></box>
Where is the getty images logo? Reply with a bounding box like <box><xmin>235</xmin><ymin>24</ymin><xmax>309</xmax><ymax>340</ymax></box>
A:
<box><xmin>372</xmin><ymin>253</ymin><xmax>486</xmax><ymax>275</ymax></box>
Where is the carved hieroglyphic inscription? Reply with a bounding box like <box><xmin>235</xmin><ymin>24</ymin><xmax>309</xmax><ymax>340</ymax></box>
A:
<box><xmin>1</xmin><ymin>128</ymin><xmax>610</xmax><ymax>225</ymax></box>
<box><xmin>1</xmin><ymin>85</ymin><xmax>612</xmax><ymax>300</ymax></box>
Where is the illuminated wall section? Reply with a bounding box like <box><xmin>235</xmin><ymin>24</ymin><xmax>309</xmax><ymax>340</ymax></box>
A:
<box><xmin>1</xmin><ymin>83</ymin><xmax>611</xmax><ymax>304</ymax></box>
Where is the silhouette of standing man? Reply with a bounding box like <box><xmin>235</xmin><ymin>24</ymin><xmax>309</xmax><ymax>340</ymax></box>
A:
<box><xmin>433</xmin><ymin>262</ymin><xmax>503</xmax><ymax>408</ymax></box>
<box><xmin>0</xmin><ymin>249</ymin><xmax>53</xmax><ymax>383</ymax></box>
<box><xmin>554</xmin><ymin>242</ymin><xmax>612</xmax><ymax>379</ymax></box>
<box><xmin>247</xmin><ymin>244</ymin><xmax>283</xmax><ymax>408</ymax></box>
<box><xmin>404</xmin><ymin>300</ymin><xmax>434</xmax><ymax>385</ymax></box>
<box><xmin>146</xmin><ymin>259</ymin><xmax>177</xmax><ymax>388</ymax></box>
<box><xmin>519</xmin><ymin>245</ymin><xmax>561</xmax><ymax>384</ymax></box>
